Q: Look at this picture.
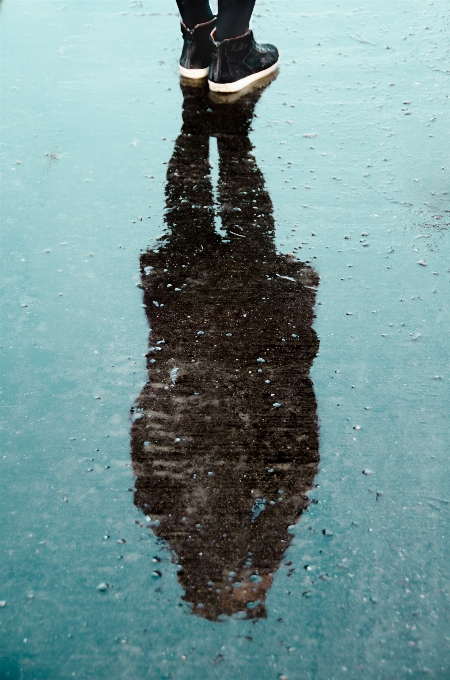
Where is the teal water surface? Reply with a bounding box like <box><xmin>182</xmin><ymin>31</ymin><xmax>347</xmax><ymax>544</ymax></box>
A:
<box><xmin>1</xmin><ymin>1</ymin><xmax>449</xmax><ymax>678</ymax></box>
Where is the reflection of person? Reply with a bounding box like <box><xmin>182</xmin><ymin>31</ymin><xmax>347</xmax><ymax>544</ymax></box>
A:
<box><xmin>175</xmin><ymin>0</ymin><xmax>279</xmax><ymax>93</ymax></box>
<box><xmin>130</xmin><ymin>76</ymin><xmax>320</xmax><ymax>621</ymax></box>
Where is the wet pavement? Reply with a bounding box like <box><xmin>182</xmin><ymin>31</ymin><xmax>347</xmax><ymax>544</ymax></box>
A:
<box><xmin>1</xmin><ymin>1</ymin><xmax>449</xmax><ymax>678</ymax></box>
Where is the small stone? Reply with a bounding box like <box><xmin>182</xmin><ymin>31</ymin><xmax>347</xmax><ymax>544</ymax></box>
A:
<box><xmin>417</xmin><ymin>260</ymin><xmax>427</xmax><ymax>266</ymax></box>
<box><xmin>0</xmin><ymin>601</ymin><xmax>6</xmax><ymax>607</ymax></box>
<box><xmin>97</xmin><ymin>583</ymin><xmax>108</xmax><ymax>591</ymax></box>
<box><xmin>362</xmin><ymin>469</ymin><xmax>373</xmax><ymax>476</ymax></box>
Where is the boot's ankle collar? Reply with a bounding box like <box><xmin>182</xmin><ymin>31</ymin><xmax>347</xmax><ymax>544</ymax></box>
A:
<box><xmin>181</xmin><ymin>16</ymin><xmax>216</xmax><ymax>35</ymax></box>
<box><xmin>210</xmin><ymin>28</ymin><xmax>251</xmax><ymax>47</ymax></box>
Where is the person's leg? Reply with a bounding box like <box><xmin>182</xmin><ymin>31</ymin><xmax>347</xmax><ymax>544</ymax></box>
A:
<box><xmin>208</xmin><ymin>0</ymin><xmax>278</xmax><ymax>94</ymax></box>
<box><xmin>215</xmin><ymin>0</ymin><xmax>256</xmax><ymax>41</ymax></box>
<box><xmin>176</xmin><ymin>0</ymin><xmax>214</xmax><ymax>29</ymax></box>
<box><xmin>177</xmin><ymin>0</ymin><xmax>216</xmax><ymax>78</ymax></box>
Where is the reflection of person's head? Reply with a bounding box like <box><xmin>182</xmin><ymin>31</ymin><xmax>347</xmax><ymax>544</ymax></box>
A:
<box><xmin>130</xmin><ymin>78</ymin><xmax>320</xmax><ymax>621</ymax></box>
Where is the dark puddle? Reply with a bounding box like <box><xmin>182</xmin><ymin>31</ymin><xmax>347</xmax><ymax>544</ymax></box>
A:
<box><xmin>130</xmin><ymin>75</ymin><xmax>320</xmax><ymax>621</ymax></box>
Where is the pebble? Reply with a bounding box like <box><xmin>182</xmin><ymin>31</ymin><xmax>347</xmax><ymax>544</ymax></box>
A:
<box><xmin>362</xmin><ymin>469</ymin><xmax>373</xmax><ymax>476</ymax></box>
<box><xmin>0</xmin><ymin>601</ymin><xmax>6</xmax><ymax>607</ymax></box>
<box><xmin>97</xmin><ymin>583</ymin><xmax>108</xmax><ymax>591</ymax></box>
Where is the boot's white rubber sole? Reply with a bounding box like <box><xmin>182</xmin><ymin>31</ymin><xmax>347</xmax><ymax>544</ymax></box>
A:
<box><xmin>208</xmin><ymin>59</ymin><xmax>280</xmax><ymax>93</ymax></box>
<box><xmin>179</xmin><ymin>64</ymin><xmax>209</xmax><ymax>79</ymax></box>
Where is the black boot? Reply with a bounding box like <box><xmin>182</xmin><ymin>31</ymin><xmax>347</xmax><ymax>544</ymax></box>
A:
<box><xmin>208</xmin><ymin>29</ymin><xmax>279</xmax><ymax>93</ymax></box>
<box><xmin>179</xmin><ymin>17</ymin><xmax>216</xmax><ymax>79</ymax></box>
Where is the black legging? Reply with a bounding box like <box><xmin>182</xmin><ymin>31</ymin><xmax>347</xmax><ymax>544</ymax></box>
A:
<box><xmin>176</xmin><ymin>0</ymin><xmax>256</xmax><ymax>41</ymax></box>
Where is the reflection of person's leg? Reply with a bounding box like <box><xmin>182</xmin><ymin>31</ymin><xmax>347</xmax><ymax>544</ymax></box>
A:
<box><xmin>215</xmin><ymin>0</ymin><xmax>256</xmax><ymax>41</ymax></box>
<box><xmin>175</xmin><ymin>0</ymin><xmax>213</xmax><ymax>29</ymax></box>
